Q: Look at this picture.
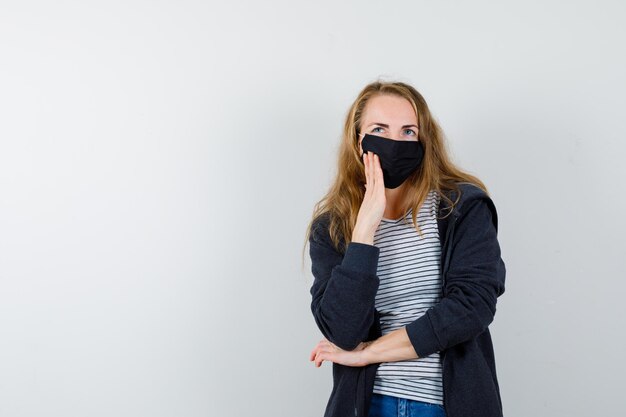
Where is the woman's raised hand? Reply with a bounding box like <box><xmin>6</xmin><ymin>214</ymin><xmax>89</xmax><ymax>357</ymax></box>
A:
<box><xmin>352</xmin><ymin>151</ymin><xmax>386</xmax><ymax>245</ymax></box>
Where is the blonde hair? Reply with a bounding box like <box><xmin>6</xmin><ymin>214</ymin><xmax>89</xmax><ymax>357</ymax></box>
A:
<box><xmin>301</xmin><ymin>79</ymin><xmax>489</xmax><ymax>267</ymax></box>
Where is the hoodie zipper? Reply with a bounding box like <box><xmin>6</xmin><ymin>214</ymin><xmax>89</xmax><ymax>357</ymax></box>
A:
<box><xmin>354</xmin><ymin>367</ymin><xmax>360</xmax><ymax>416</ymax></box>
<box><xmin>440</xmin><ymin>209</ymin><xmax>457</xmax><ymax>417</ymax></box>
<box><xmin>441</xmin><ymin>350</ymin><xmax>448</xmax><ymax>414</ymax></box>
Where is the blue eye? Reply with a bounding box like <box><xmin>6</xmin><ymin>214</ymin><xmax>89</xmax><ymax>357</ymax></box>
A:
<box><xmin>404</xmin><ymin>129</ymin><xmax>417</xmax><ymax>136</ymax></box>
<box><xmin>372</xmin><ymin>127</ymin><xmax>383</xmax><ymax>133</ymax></box>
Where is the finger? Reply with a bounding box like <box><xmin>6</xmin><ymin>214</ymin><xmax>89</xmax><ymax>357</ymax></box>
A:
<box><xmin>366</xmin><ymin>152</ymin><xmax>374</xmax><ymax>192</ymax></box>
<box><xmin>315</xmin><ymin>351</ymin><xmax>325</xmax><ymax>367</ymax></box>
<box><xmin>363</xmin><ymin>152</ymin><xmax>370</xmax><ymax>191</ymax></box>
<box><xmin>310</xmin><ymin>339</ymin><xmax>327</xmax><ymax>361</ymax></box>
<box><xmin>369</xmin><ymin>153</ymin><xmax>377</xmax><ymax>189</ymax></box>
<box><xmin>373</xmin><ymin>154</ymin><xmax>384</xmax><ymax>190</ymax></box>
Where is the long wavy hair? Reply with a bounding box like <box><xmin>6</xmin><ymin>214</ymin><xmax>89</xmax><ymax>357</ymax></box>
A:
<box><xmin>301</xmin><ymin>80</ymin><xmax>488</xmax><ymax>267</ymax></box>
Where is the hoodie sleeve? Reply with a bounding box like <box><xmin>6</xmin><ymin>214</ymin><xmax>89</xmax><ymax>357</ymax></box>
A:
<box><xmin>404</xmin><ymin>197</ymin><xmax>506</xmax><ymax>358</ymax></box>
<box><xmin>308</xmin><ymin>216</ymin><xmax>380</xmax><ymax>351</ymax></box>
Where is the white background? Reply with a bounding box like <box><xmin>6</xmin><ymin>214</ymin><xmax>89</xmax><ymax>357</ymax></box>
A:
<box><xmin>1</xmin><ymin>1</ymin><xmax>625</xmax><ymax>416</ymax></box>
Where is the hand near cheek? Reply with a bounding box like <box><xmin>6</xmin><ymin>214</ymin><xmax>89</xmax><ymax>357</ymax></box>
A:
<box><xmin>309</xmin><ymin>338</ymin><xmax>372</xmax><ymax>368</ymax></box>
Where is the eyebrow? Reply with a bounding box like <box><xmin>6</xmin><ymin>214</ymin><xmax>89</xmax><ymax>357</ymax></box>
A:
<box><xmin>368</xmin><ymin>123</ymin><xmax>419</xmax><ymax>129</ymax></box>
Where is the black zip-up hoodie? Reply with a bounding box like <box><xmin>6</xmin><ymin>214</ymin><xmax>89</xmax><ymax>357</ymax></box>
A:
<box><xmin>308</xmin><ymin>182</ymin><xmax>506</xmax><ymax>417</ymax></box>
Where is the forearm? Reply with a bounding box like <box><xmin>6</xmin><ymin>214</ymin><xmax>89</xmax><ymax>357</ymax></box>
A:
<box><xmin>362</xmin><ymin>326</ymin><xmax>419</xmax><ymax>365</ymax></box>
<box><xmin>309</xmin><ymin>238</ymin><xmax>381</xmax><ymax>351</ymax></box>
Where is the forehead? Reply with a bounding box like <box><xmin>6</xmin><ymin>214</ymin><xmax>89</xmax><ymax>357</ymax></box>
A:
<box><xmin>362</xmin><ymin>94</ymin><xmax>417</xmax><ymax>124</ymax></box>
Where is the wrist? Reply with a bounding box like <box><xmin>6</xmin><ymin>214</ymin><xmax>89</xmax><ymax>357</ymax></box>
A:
<box><xmin>351</xmin><ymin>228</ymin><xmax>374</xmax><ymax>245</ymax></box>
<box><xmin>360</xmin><ymin>341</ymin><xmax>378</xmax><ymax>365</ymax></box>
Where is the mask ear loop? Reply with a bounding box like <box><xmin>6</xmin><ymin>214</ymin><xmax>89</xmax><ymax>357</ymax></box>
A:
<box><xmin>357</xmin><ymin>132</ymin><xmax>367</xmax><ymax>189</ymax></box>
<box><xmin>358</xmin><ymin>132</ymin><xmax>366</xmax><ymax>159</ymax></box>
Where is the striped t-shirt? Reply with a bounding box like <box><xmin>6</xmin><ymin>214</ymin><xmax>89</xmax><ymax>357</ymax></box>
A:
<box><xmin>372</xmin><ymin>189</ymin><xmax>444</xmax><ymax>406</ymax></box>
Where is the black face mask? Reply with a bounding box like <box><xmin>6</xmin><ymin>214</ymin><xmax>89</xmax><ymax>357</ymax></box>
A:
<box><xmin>361</xmin><ymin>133</ymin><xmax>424</xmax><ymax>189</ymax></box>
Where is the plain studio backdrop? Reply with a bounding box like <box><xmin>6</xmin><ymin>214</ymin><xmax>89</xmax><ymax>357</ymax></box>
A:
<box><xmin>1</xmin><ymin>1</ymin><xmax>624</xmax><ymax>416</ymax></box>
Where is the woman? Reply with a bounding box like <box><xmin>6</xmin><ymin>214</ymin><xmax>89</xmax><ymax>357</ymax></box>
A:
<box><xmin>303</xmin><ymin>80</ymin><xmax>506</xmax><ymax>417</ymax></box>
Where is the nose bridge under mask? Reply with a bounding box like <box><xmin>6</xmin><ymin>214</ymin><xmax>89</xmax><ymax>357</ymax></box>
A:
<box><xmin>361</xmin><ymin>133</ymin><xmax>410</xmax><ymax>156</ymax></box>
